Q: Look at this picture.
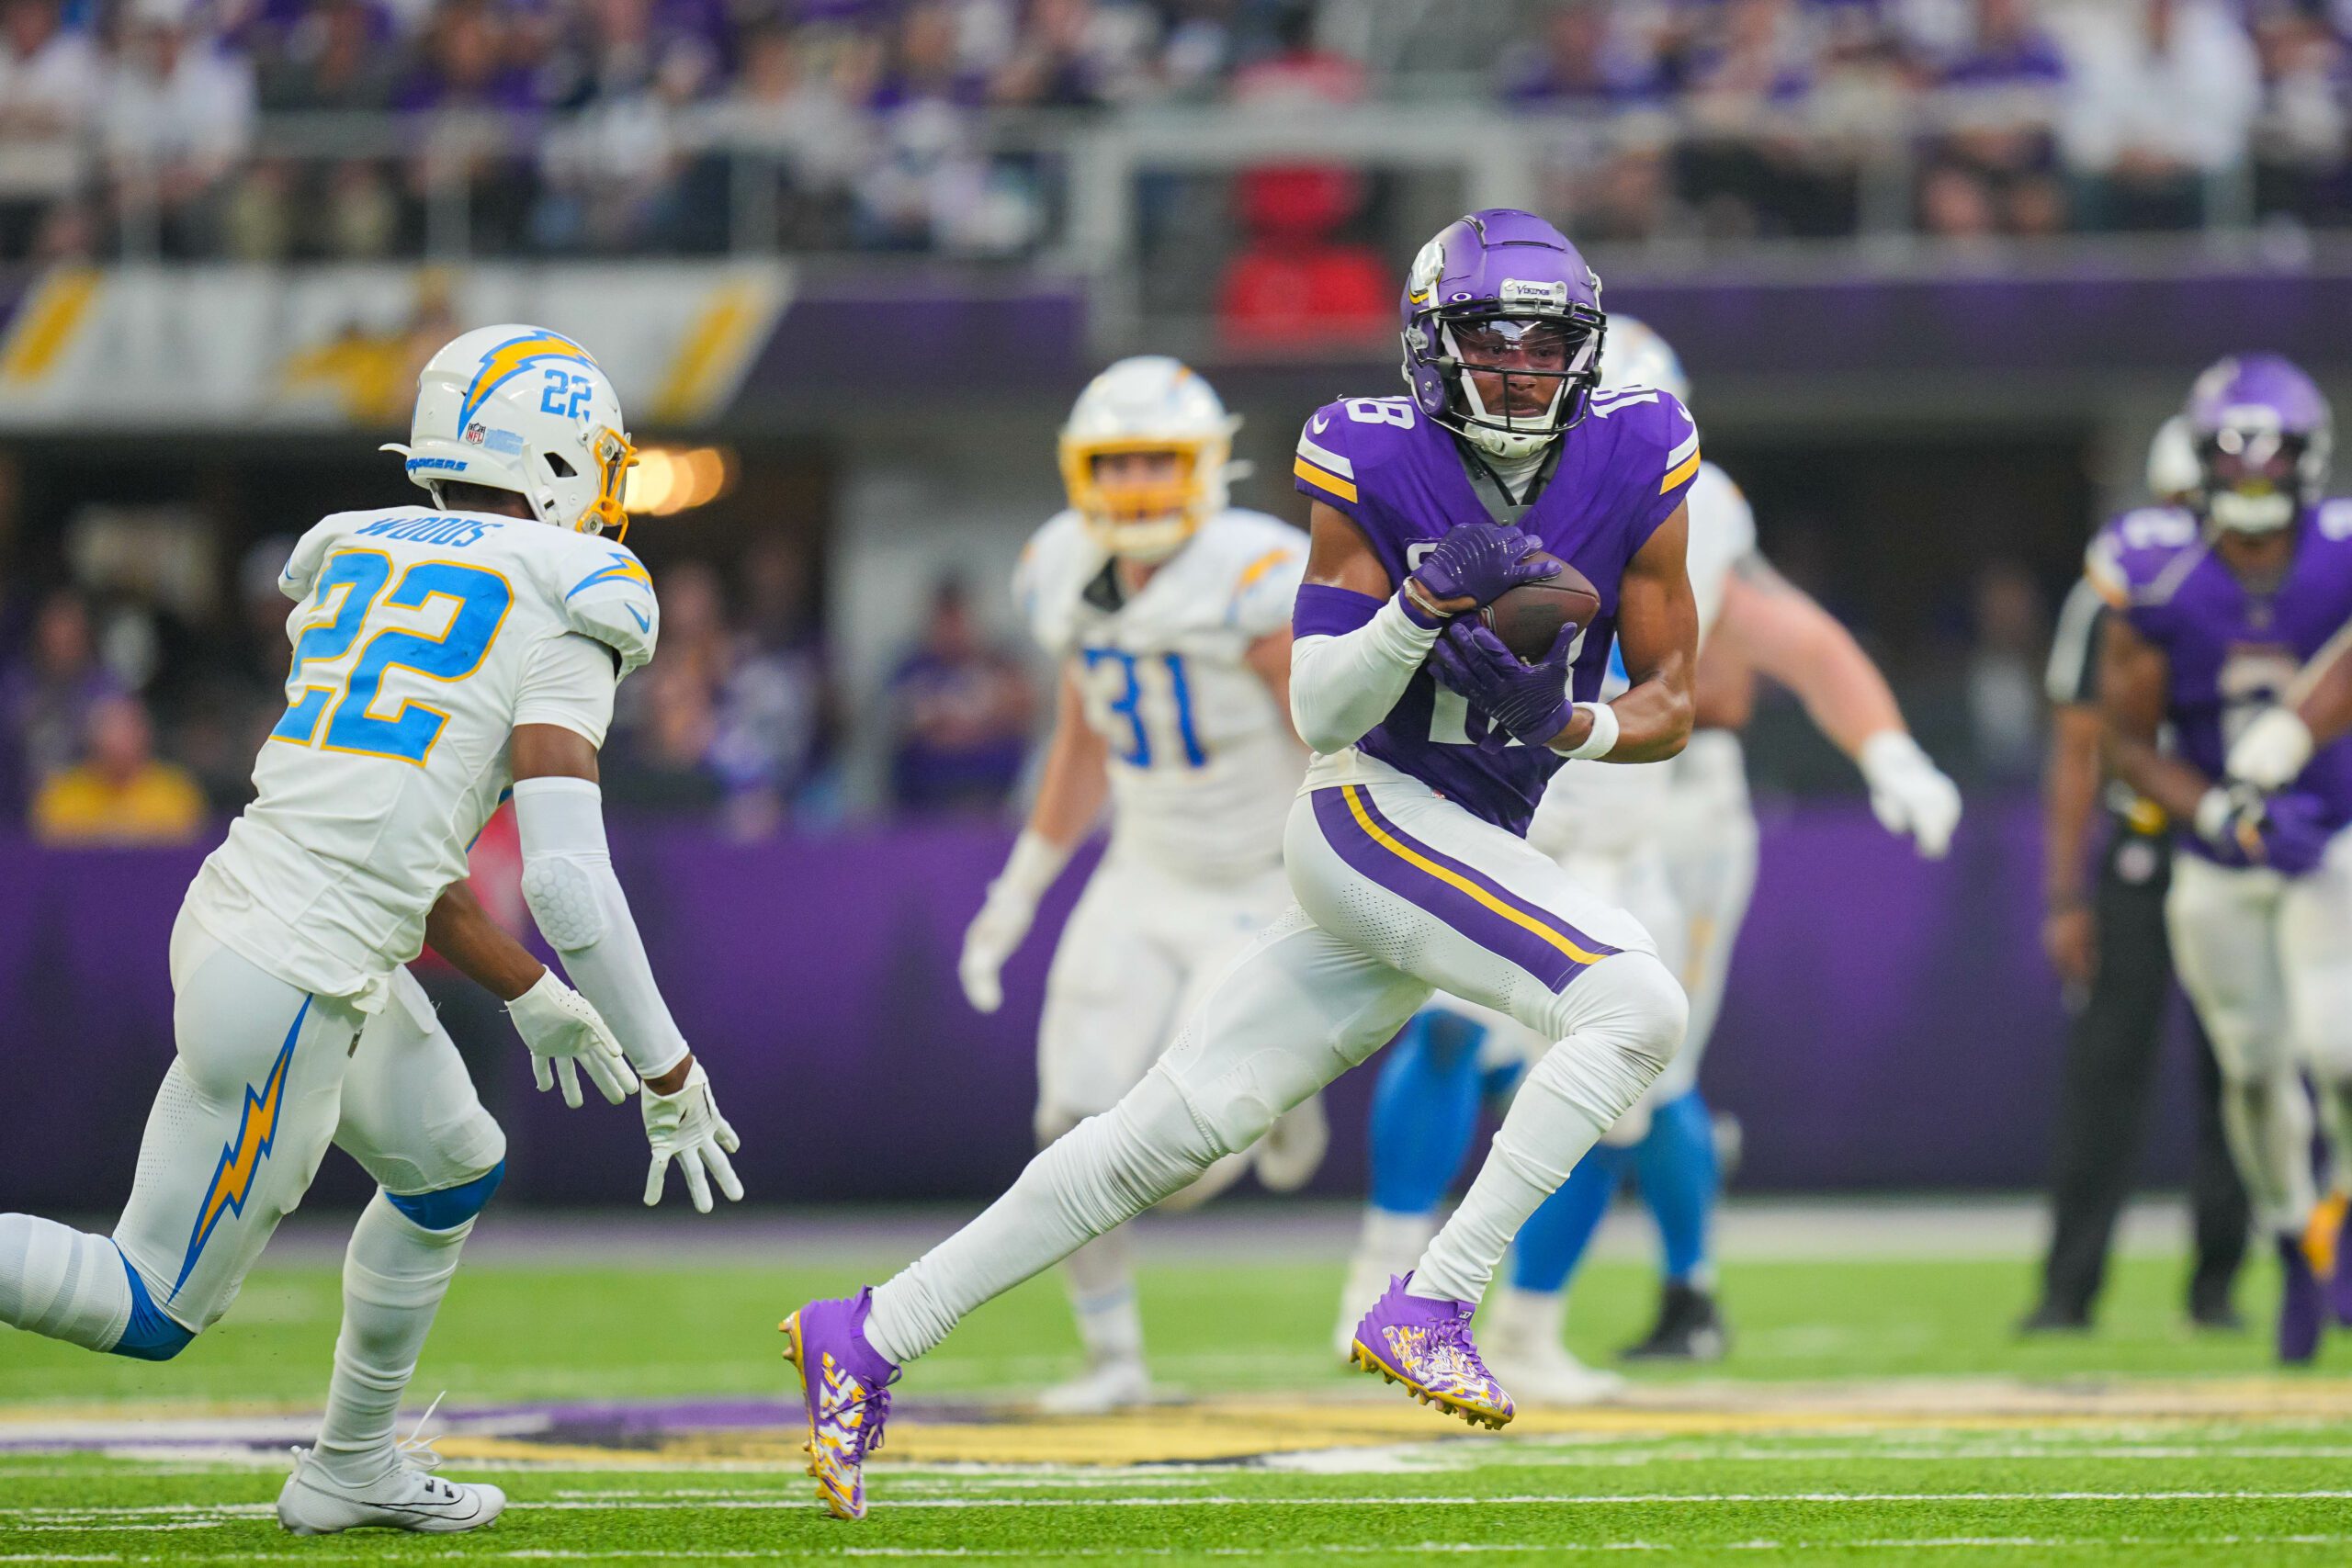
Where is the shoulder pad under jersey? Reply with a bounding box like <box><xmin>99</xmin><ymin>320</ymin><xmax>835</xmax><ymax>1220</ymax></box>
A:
<box><xmin>1014</xmin><ymin>510</ymin><xmax>1100</xmax><ymax>658</ymax></box>
<box><xmin>279</xmin><ymin>510</ymin><xmax>379</xmax><ymax>601</ymax></box>
<box><xmin>551</xmin><ymin>536</ymin><xmax>660</xmax><ymax>674</ymax></box>
<box><xmin>1202</xmin><ymin>509</ymin><xmax>1307</xmax><ymax>638</ymax></box>
<box><xmin>1587</xmin><ymin>385</ymin><xmax>1702</xmax><ymax>527</ymax></box>
<box><xmin>2086</xmin><ymin>506</ymin><xmax>2200</xmax><ymax>609</ymax></box>
<box><xmin>1292</xmin><ymin>396</ymin><xmax>1421</xmax><ymax>518</ymax></box>
<box><xmin>1687</xmin><ymin>460</ymin><xmax>1756</xmax><ymax>561</ymax></box>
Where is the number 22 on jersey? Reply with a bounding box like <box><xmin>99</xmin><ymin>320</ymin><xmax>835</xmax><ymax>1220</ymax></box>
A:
<box><xmin>270</xmin><ymin>548</ymin><xmax>514</xmax><ymax>765</ymax></box>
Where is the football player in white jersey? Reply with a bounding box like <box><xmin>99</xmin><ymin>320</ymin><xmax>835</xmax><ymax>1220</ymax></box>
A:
<box><xmin>0</xmin><ymin>326</ymin><xmax>742</xmax><ymax>1534</ymax></box>
<box><xmin>1336</xmin><ymin>319</ymin><xmax>1961</xmax><ymax>1401</ymax></box>
<box><xmin>956</xmin><ymin>355</ymin><xmax>1322</xmax><ymax>1412</ymax></box>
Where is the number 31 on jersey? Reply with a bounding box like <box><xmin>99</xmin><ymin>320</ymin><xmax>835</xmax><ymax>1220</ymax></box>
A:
<box><xmin>270</xmin><ymin>548</ymin><xmax>513</xmax><ymax>766</ymax></box>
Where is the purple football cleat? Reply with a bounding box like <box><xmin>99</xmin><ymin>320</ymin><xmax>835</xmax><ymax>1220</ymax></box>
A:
<box><xmin>1348</xmin><ymin>1272</ymin><xmax>1514</xmax><ymax>1429</ymax></box>
<box><xmin>780</xmin><ymin>1289</ymin><xmax>900</xmax><ymax>1520</ymax></box>
<box><xmin>2278</xmin><ymin>1235</ymin><xmax>2325</xmax><ymax>1365</ymax></box>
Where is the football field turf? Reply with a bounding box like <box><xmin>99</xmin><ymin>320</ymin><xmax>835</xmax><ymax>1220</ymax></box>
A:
<box><xmin>5</xmin><ymin>1206</ymin><xmax>2350</xmax><ymax>1565</ymax></box>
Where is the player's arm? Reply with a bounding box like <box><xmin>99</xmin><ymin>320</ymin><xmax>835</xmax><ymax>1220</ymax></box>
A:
<box><xmin>2041</xmin><ymin>703</ymin><xmax>2104</xmax><ymax>986</ymax></box>
<box><xmin>511</xmin><ymin>716</ymin><xmax>743</xmax><ymax>1213</ymax></box>
<box><xmin>1288</xmin><ymin>501</ymin><xmax>1549</xmax><ymax>753</ymax></box>
<box><xmin>1714</xmin><ymin>554</ymin><xmax>1961</xmax><ymax>855</ymax></box>
<box><xmin>958</xmin><ymin>665</ymin><xmax>1110</xmax><ymax>1014</ymax></box>
<box><xmin>2097</xmin><ymin>613</ymin><xmax>2206</xmax><ymax>820</ymax></box>
<box><xmin>1577</xmin><ymin>500</ymin><xmax>1697</xmax><ymax>762</ymax></box>
<box><xmin>2229</xmin><ymin>615</ymin><xmax>2352</xmax><ymax>789</ymax></box>
<box><xmin>424</xmin><ymin>879</ymin><xmax>638</xmax><ymax>1107</ymax></box>
<box><xmin>1245</xmin><ymin>626</ymin><xmax>1298</xmax><ymax>741</ymax></box>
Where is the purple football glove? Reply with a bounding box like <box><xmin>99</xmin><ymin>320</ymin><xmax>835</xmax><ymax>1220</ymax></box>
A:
<box><xmin>1404</xmin><ymin>524</ymin><xmax>1554</xmax><ymax>625</ymax></box>
<box><xmin>2257</xmin><ymin>792</ymin><xmax>2334</xmax><ymax>876</ymax></box>
<box><xmin>2203</xmin><ymin>785</ymin><xmax>2334</xmax><ymax>875</ymax></box>
<box><xmin>1426</xmin><ymin>619</ymin><xmax>1579</xmax><ymax>750</ymax></box>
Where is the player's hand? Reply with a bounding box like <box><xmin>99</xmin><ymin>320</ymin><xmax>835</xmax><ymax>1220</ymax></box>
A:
<box><xmin>506</xmin><ymin>969</ymin><xmax>639</xmax><ymax>1109</ymax></box>
<box><xmin>1405</xmin><ymin>524</ymin><xmax>1551</xmax><ymax>622</ymax></box>
<box><xmin>2228</xmin><ymin>705</ymin><xmax>2315</xmax><ymax>792</ymax></box>
<box><xmin>1858</xmin><ymin>733</ymin><xmax>1962</xmax><ymax>859</ymax></box>
<box><xmin>2041</xmin><ymin>902</ymin><xmax>2097</xmax><ymax>987</ymax></box>
<box><xmin>1427</xmin><ymin>619</ymin><xmax>1577</xmax><ymax>749</ymax></box>
<box><xmin>2197</xmin><ymin>784</ymin><xmax>2331</xmax><ymax>875</ymax></box>
<box><xmin>958</xmin><ymin>884</ymin><xmax>1038</xmax><ymax>1014</ymax></box>
<box><xmin>641</xmin><ymin>1060</ymin><xmax>744</xmax><ymax>1213</ymax></box>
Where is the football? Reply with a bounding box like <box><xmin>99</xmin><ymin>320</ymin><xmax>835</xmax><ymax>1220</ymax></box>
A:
<box><xmin>1479</xmin><ymin>553</ymin><xmax>1601</xmax><ymax>660</ymax></box>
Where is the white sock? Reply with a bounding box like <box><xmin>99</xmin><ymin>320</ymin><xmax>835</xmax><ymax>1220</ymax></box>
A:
<box><xmin>0</xmin><ymin>1215</ymin><xmax>132</xmax><ymax>1352</ymax></box>
<box><xmin>314</xmin><ymin>1194</ymin><xmax>472</xmax><ymax>1482</ymax></box>
<box><xmin>1411</xmin><ymin>953</ymin><xmax>1683</xmax><ymax>1306</ymax></box>
<box><xmin>868</xmin><ymin>1069</ymin><xmax>1214</xmax><ymax>1366</ymax></box>
<box><xmin>1359</xmin><ymin>1205</ymin><xmax>1440</xmax><ymax>1269</ymax></box>
<box><xmin>1063</xmin><ymin>1232</ymin><xmax>1143</xmax><ymax>1368</ymax></box>
<box><xmin>2220</xmin><ymin>1070</ymin><xmax>2318</xmax><ymax>1235</ymax></box>
<box><xmin>1487</xmin><ymin>1285</ymin><xmax>1566</xmax><ymax>1350</ymax></box>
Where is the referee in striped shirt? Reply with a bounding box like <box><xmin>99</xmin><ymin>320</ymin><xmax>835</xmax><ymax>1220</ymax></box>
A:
<box><xmin>2024</xmin><ymin>420</ymin><xmax>2247</xmax><ymax>1333</ymax></box>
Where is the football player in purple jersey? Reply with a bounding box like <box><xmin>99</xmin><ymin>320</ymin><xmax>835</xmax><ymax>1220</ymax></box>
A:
<box><xmin>775</xmin><ymin>210</ymin><xmax>1699</xmax><ymax>1519</ymax></box>
<box><xmin>2092</xmin><ymin>353</ymin><xmax>2352</xmax><ymax>1363</ymax></box>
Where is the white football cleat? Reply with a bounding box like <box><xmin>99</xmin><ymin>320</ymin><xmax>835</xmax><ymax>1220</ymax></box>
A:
<box><xmin>1479</xmin><ymin>1286</ymin><xmax>1626</xmax><ymax>1406</ymax></box>
<box><xmin>1333</xmin><ymin>1208</ymin><xmax>1438</xmax><ymax>1362</ymax></box>
<box><xmin>276</xmin><ymin>1438</ymin><xmax>505</xmax><ymax>1536</ymax></box>
<box><xmin>1035</xmin><ymin>1356</ymin><xmax>1153</xmax><ymax>1416</ymax></box>
<box><xmin>1253</xmin><ymin>1095</ymin><xmax>1329</xmax><ymax>1193</ymax></box>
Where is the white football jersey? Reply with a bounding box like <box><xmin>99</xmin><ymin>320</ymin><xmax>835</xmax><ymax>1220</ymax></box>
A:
<box><xmin>184</xmin><ymin>506</ymin><xmax>658</xmax><ymax>1009</ymax></box>
<box><xmin>1017</xmin><ymin>507</ymin><xmax>1307</xmax><ymax>880</ymax></box>
<box><xmin>1526</xmin><ymin>459</ymin><xmax>1756</xmax><ymax>859</ymax></box>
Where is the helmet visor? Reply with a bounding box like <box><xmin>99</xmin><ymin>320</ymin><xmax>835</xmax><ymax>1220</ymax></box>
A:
<box><xmin>1428</xmin><ymin>307</ymin><xmax>1603</xmax><ymax>439</ymax></box>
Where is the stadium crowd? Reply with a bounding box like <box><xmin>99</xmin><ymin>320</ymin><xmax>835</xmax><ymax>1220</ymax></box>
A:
<box><xmin>3</xmin><ymin>0</ymin><xmax>2352</xmax><ymax>262</ymax></box>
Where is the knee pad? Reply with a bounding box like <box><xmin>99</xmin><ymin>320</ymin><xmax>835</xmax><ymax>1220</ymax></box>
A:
<box><xmin>1546</xmin><ymin>951</ymin><xmax>1688</xmax><ymax>1078</ymax></box>
<box><xmin>387</xmin><ymin>1159</ymin><xmax>506</xmax><ymax>1233</ymax></box>
<box><xmin>113</xmin><ymin>1255</ymin><xmax>195</xmax><ymax>1363</ymax></box>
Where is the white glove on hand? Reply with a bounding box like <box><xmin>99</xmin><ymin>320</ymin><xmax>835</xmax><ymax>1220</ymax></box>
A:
<box><xmin>642</xmin><ymin>1061</ymin><xmax>744</xmax><ymax>1213</ymax></box>
<box><xmin>2228</xmin><ymin>705</ymin><xmax>2316</xmax><ymax>792</ymax></box>
<box><xmin>507</xmin><ymin>970</ymin><xmax>639</xmax><ymax>1109</ymax></box>
<box><xmin>1859</xmin><ymin>731</ymin><xmax>1962</xmax><ymax>859</ymax></box>
<box><xmin>957</xmin><ymin>829</ymin><xmax>1071</xmax><ymax>1014</ymax></box>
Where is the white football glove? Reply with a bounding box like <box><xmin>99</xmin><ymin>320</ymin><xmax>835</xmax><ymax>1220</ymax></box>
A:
<box><xmin>642</xmin><ymin>1060</ymin><xmax>744</xmax><ymax>1213</ymax></box>
<box><xmin>1859</xmin><ymin>731</ymin><xmax>1962</xmax><ymax>859</ymax></box>
<box><xmin>506</xmin><ymin>970</ymin><xmax>639</xmax><ymax>1109</ymax></box>
<box><xmin>957</xmin><ymin>829</ymin><xmax>1071</xmax><ymax>1014</ymax></box>
<box><xmin>2228</xmin><ymin>705</ymin><xmax>2316</xmax><ymax>792</ymax></box>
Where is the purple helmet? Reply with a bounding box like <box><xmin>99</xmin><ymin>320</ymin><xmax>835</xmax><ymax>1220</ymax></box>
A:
<box><xmin>1400</xmin><ymin>209</ymin><xmax>1606</xmax><ymax>462</ymax></box>
<box><xmin>2185</xmin><ymin>353</ymin><xmax>2334</xmax><ymax>535</ymax></box>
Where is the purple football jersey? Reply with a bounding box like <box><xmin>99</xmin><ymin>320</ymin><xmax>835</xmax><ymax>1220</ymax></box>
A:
<box><xmin>1292</xmin><ymin>387</ymin><xmax>1701</xmax><ymax>833</ymax></box>
<box><xmin>2089</xmin><ymin>501</ymin><xmax>2352</xmax><ymax>858</ymax></box>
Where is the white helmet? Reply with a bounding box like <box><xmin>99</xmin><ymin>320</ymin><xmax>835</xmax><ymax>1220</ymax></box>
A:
<box><xmin>384</xmin><ymin>324</ymin><xmax>637</xmax><ymax>536</ymax></box>
<box><xmin>1057</xmin><ymin>355</ymin><xmax>1241</xmax><ymax>562</ymax></box>
<box><xmin>2145</xmin><ymin>413</ymin><xmax>2200</xmax><ymax>505</ymax></box>
<box><xmin>1599</xmin><ymin>314</ymin><xmax>1691</xmax><ymax>405</ymax></box>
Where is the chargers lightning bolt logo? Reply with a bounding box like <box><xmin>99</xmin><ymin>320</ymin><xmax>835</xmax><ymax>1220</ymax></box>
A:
<box><xmin>458</xmin><ymin>332</ymin><xmax>601</xmax><ymax>430</ymax></box>
<box><xmin>174</xmin><ymin>998</ymin><xmax>310</xmax><ymax>1295</ymax></box>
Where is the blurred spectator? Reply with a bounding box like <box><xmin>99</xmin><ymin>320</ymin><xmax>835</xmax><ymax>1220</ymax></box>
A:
<box><xmin>0</xmin><ymin>0</ymin><xmax>99</xmax><ymax>258</ymax></box>
<box><xmin>603</xmin><ymin>660</ymin><xmax>726</xmax><ymax>812</ymax></box>
<box><xmin>1919</xmin><ymin>0</ymin><xmax>2069</xmax><ymax>238</ymax></box>
<box><xmin>710</xmin><ymin>538</ymin><xmax>837</xmax><ymax>834</ymax></box>
<box><xmin>103</xmin><ymin>0</ymin><xmax>257</xmax><ymax>257</ymax></box>
<box><xmin>30</xmin><ymin>691</ymin><xmax>206</xmax><ymax>845</ymax></box>
<box><xmin>2249</xmin><ymin>5</ymin><xmax>2348</xmax><ymax>226</ymax></box>
<box><xmin>1503</xmin><ymin>2</ymin><xmax>1664</xmax><ymax>108</ymax></box>
<box><xmin>1965</xmin><ymin>558</ymin><xmax>2047</xmax><ymax>783</ymax></box>
<box><xmin>0</xmin><ymin>589</ymin><xmax>122</xmax><ymax>818</ymax></box>
<box><xmin>857</xmin><ymin>0</ymin><xmax>1037</xmax><ymax>254</ymax></box>
<box><xmin>707</xmin><ymin>21</ymin><xmax>866</xmax><ymax>250</ymax></box>
<box><xmin>2057</xmin><ymin>0</ymin><xmax>2260</xmax><ymax>231</ymax></box>
<box><xmin>885</xmin><ymin>577</ymin><xmax>1034</xmax><ymax>814</ymax></box>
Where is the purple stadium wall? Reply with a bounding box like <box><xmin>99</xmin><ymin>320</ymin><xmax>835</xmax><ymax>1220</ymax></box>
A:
<box><xmin>0</xmin><ymin>798</ymin><xmax>2213</xmax><ymax>1213</ymax></box>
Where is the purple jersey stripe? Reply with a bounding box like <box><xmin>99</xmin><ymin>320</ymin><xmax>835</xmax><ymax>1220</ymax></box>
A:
<box><xmin>1295</xmin><ymin>582</ymin><xmax>1383</xmax><ymax>639</ymax></box>
<box><xmin>1310</xmin><ymin>784</ymin><xmax>1615</xmax><ymax>993</ymax></box>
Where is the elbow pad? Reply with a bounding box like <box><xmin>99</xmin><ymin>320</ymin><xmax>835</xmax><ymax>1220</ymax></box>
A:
<box><xmin>514</xmin><ymin>775</ymin><xmax>689</xmax><ymax>1078</ymax></box>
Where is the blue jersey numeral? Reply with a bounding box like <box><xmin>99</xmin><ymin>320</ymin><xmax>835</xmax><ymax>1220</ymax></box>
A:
<box><xmin>272</xmin><ymin>551</ymin><xmax>513</xmax><ymax>766</ymax></box>
<box><xmin>1080</xmin><ymin>648</ymin><xmax>1207</xmax><ymax>770</ymax></box>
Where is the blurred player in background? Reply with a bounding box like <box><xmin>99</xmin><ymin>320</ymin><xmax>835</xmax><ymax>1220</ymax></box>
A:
<box><xmin>782</xmin><ymin>209</ymin><xmax>1703</xmax><ymax>1520</ymax></box>
<box><xmin>956</xmin><ymin>355</ymin><xmax>1324</xmax><ymax>1414</ymax></box>
<box><xmin>0</xmin><ymin>326</ymin><xmax>744</xmax><ymax>1532</ymax></box>
<box><xmin>2024</xmin><ymin>416</ymin><xmax>2246</xmax><ymax>1337</ymax></box>
<box><xmin>2093</xmin><ymin>353</ymin><xmax>2352</xmax><ymax>1363</ymax></box>
<box><xmin>1336</xmin><ymin>319</ymin><xmax>1961</xmax><ymax>1402</ymax></box>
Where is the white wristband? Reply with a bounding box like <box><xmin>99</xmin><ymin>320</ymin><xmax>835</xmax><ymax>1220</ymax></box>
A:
<box><xmin>994</xmin><ymin>829</ymin><xmax>1073</xmax><ymax>903</ymax></box>
<box><xmin>1559</xmin><ymin>701</ymin><xmax>1619</xmax><ymax>761</ymax></box>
